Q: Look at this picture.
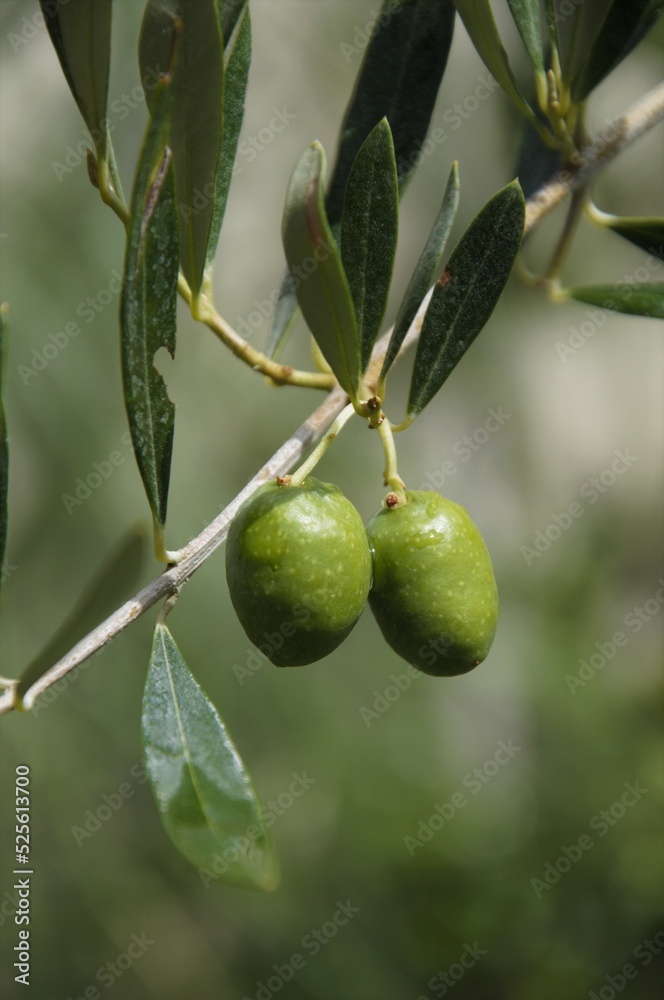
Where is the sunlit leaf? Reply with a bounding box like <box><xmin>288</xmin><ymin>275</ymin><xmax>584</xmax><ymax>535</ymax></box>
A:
<box><xmin>405</xmin><ymin>180</ymin><xmax>525</xmax><ymax>421</ymax></box>
<box><xmin>39</xmin><ymin>0</ymin><xmax>113</xmax><ymax>159</ymax></box>
<box><xmin>268</xmin><ymin>0</ymin><xmax>456</xmax><ymax>358</ymax></box>
<box><xmin>281</xmin><ymin>142</ymin><xmax>361</xmax><ymax>399</ymax></box>
<box><xmin>121</xmin><ymin>77</ymin><xmax>179</xmax><ymax>528</ymax></box>
<box><xmin>572</xmin><ymin>0</ymin><xmax>663</xmax><ymax>100</ymax></box>
<box><xmin>340</xmin><ymin>120</ymin><xmax>399</xmax><ymax>370</ymax></box>
<box><xmin>142</xmin><ymin>624</ymin><xmax>279</xmax><ymax>891</ymax></box>
<box><xmin>567</xmin><ymin>284</ymin><xmax>664</xmax><ymax>319</ymax></box>
<box><xmin>380</xmin><ymin>162</ymin><xmax>460</xmax><ymax>383</ymax></box>
<box><xmin>17</xmin><ymin>527</ymin><xmax>147</xmax><ymax>699</ymax></box>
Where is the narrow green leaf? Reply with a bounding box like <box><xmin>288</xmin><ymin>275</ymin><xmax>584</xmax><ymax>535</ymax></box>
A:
<box><xmin>281</xmin><ymin>143</ymin><xmax>361</xmax><ymax>399</ymax></box>
<box><xmin>0</xmin><ymin>304</ymin><xmax>9</xmax><ymax>584</ymax></box>
<box><xmin>265</xmin><ymin>271</ymin><xmax>299</xmax><ymax>359</ymax></box>
<box><xmin>557</xmin><ymin>0</ymin><xmax>614</xmax><ymax>86</ymax></box>
<box><xmin>340</xmin><ymin>120</ymin><xmax>399</xmax><ymax>371</ymax></box>
<box><xmin>205</xmin><ymin>6</ymin><xmax>252</xmax><ymax>271</ymax></box>
<box><xmin>328</xmin><ymin>0</ymin><xmax>456</xmax><ymax>217</ymax></box>
<box><xmin>17</xmin><ymin>528</ymin><xmax>146</xmax><ymax>699</ymax></box>
<box><xmin>381</xmin><ymin>162</ymin><xmax>460</xmax><ymax>382</ymax></box>
<box><xmin>143</xmin><ymin>624</ymin><xmax>279</xmax><ymax>891</ymax></box>
<box><xmin>507</xmin><ymin>0</ymin><xmax>544</xmax><ymax>70</ymax></box>
<box><xmin>572</xmin><ymin>0</ymin><xmax>663</xmax><ymax>100</ymax></box>
<box><xmin>602</xmin><ymin>216</ymin><xmax>664</xmax><ymax>261</ymax></box>
<box><xmin>121</xmin><ymin>79</ymin><xmax>179</xmax><ymax>528</ymax></box>
<box><xmin>216</xmin><ymin>0</ymin><xmax>247</xmax><ymax>43</ymax></box>
<box><xmin>139</xmin><ymin>0</ymin><xmax>225</xmax><ymax>300</ymax></box>
<box><xmin>268</xmin><ymin>0</ymin><xmax>456</xmax><ymax>358</ymax></box>
<box><xmin>543</xmin><ymin>0</ymin><xmax>559</xmax><ymax>51</ymax></box>
<box><xmin>452</xmin><ymin>1</ymin><xmax>535</xmax><ymax>121</ymax></box>
<box><xmin>406</xmin><ymin>181</ymin><xmax>525</xmax><ymax>421</ymax></box>
<box><xmin>39</xmin><ymin>0</ymin><xmax>113</xmax><ymax>159</ymax></box>
<box><xmin>567</xmin><ymin>284</ymin><xmax>664</xmax><ymax>319</ymax></box>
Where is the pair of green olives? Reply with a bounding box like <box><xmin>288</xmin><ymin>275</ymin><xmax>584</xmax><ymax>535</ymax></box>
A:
<box><xmin>225</xmin><ymin>477</ymin><xmax>498</xmax><ymax>676</ymax></box>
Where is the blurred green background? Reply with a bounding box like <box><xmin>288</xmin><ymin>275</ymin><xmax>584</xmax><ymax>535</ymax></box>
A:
<box><xmin>1</xmin><ymin>2</ymin><xmax>663</xmax><ymax>998</ymax></box>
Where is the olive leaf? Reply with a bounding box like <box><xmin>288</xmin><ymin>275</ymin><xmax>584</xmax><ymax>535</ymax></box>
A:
<box><xmin>139</xmin><ymin>0</ymin><xmax>225</xmax><ymax>302</ymax></box>
<box><xmin>121</xmin><ymin>77</ymin><xmax>179</xmax><ymax>529</ymax></box>
<box><xmin>506</xmin><ymin>0</ymin><xmax>544</xmax><ymax>72</ymax></box>
<box><xmin>515</xmin><ymin>112</ymin><xmax>563</xmax><ymax>199</ymax></box>
<box><xmin>39</xmin><ymin>0</ymin><xmax>113</xmax><ymax>160</ymax></box>
<box><xmin>405</xmin><ymin>180</ymin><xmax>525</xmax><ymax>422</ymax></box>
<box><xmin>0</xmin><ymin>304</ymin><xmax>8</xmax><ymax>584</ymax></box>
<box><xmin>380</xmin><ymin>162</ymin><xmax>460</xmax><ymax>384</ymax></box>
<box><xmin>556</xmin><ymin>0</ymin><xmax>615</xmax><ymax>86</ymax></box>
<box><xmin>603</xmin><ymin>216</ymin><xmax>664</xmax><ymax>261</ymax></box>
<box><xmin>327</xmin><ymin>0</ymin><xmax>456</xmax><ymax>217</ymax></box>
<box><xmin>267</xmin><ymin>0</ymin><xmax>456</xmax><ymax>358</ymax></box>
<box><xmin>572</xmin><ymin>0</ymin><xmax>663</xmax><ymax>101</ymax></box>
<box><xmin>566</xmin><ymin>284</ymin><xmax>664</xmax><ymax>319</ymax></box>
<box><xmin>340</xmin><ymin>120</ymin><xmax>399</xmax><ymax>371</ymax></box>
<box><xmin>452</xmin><ymin>1</ymin><xmax>535</xmax><ymax>123</ymax></box>
<box><xmin>205</xmin><ymin>5</ymin><xmax>251</xmax><ymax>271</ymax></box>
<box><xmin>142</xmin><ymin>624</ymin><xmax>279</xmax><ymax>891</ymax></box>
<box><xmin>17</xmin><ymin>528</ymin><xmax>146</xmax><ymax>700</ymax></box>
<box><xmin>281</xmin><ymin>142</ymin><xmax>361</xmax><ymax>400</ymax></box>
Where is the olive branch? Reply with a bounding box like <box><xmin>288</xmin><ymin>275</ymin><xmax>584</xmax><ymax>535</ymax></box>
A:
<box><xmin>1</xmin><ymin>80</ymin><xmax>662</xmax><ymax>719</ymax></box>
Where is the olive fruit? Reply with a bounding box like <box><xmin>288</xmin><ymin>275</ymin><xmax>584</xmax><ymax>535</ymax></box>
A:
<box><xmin>365</xmin><ymin>490</ymin><xmax>498</xmax><ymax>676</ymax></box>
<box><xmin>226</xmin><ymin>477</ymin><xmax>372</xmax><ymax>666</ymax></box>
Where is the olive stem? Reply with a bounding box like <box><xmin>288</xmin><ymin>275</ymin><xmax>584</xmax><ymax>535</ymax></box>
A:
<box><xmin>377</xmin><ymin>418</ymin><xmax>406</xmax><ymax>499</ymax></box>
<box><xmin>289</xmin><ymin>403</ymin><xmax>356</xmax><ymax>486</ymax></box>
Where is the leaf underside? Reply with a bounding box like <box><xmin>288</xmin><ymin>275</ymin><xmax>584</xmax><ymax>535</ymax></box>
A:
<box><xmin>142</xmin><ymin>624</ymin><xmax>278</xmax><ymax>891</ymax></box>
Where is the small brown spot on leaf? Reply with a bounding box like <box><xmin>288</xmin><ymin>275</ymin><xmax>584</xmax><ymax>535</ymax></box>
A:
<box><xmin>437</xmin><ymin>266</ymin><xmax>453</xmax><ymax>290</ymax></box>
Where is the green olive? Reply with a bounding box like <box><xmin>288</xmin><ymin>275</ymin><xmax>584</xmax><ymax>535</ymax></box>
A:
<box><xmin>226</xmin><ymin>477</ymin><xmax>372</xmax><ymax>666</ymax></box>
<box><xmin>366</xmin><ymin>490</ymin><xmax>498</xmax><ymax>676</ymax></box>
